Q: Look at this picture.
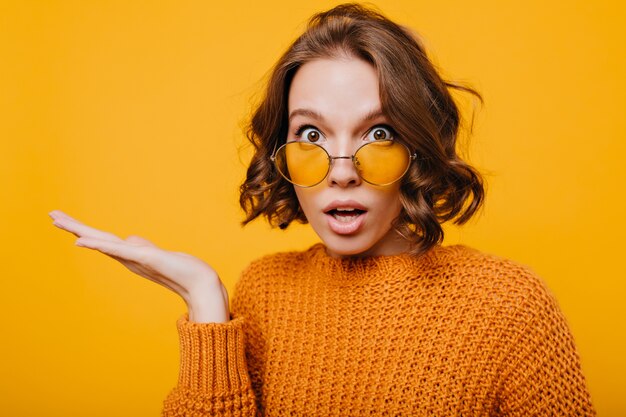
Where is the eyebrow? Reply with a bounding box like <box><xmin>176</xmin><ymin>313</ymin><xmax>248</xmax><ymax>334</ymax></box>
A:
<box><xmin>288</xmin><ymin>108</ymin><xmax>386</xmax><ymax>123</ymax></box>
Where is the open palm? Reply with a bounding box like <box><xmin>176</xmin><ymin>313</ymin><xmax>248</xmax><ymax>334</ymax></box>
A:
<box><xmin>49</xmin><ymin>210</ymin><xmax>229</xmax><ymax>323</ymax></box>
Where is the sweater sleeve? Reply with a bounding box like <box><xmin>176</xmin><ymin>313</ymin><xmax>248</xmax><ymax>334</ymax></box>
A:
<box><xmin>496</xmin><ymin>269</ymin><xmax>596</xmax><ymax>416</ymax></box>
<box><xmin>161</xmin><ymin>315</ymin><xmax>260</xmax><ymax>417</ymax></box>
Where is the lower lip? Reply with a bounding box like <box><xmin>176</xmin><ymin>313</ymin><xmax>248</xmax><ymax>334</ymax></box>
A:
<box><xmin>325</xmin><ymin>211</ymin><xmax>367</xmax><ymax>235</ymax></box>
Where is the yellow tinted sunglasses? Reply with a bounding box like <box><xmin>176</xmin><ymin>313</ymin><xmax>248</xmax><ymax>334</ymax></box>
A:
<box><xmin>270</xmin><ymin>140</ymin><xmax>417</xmax><ymax>188</ymax></box>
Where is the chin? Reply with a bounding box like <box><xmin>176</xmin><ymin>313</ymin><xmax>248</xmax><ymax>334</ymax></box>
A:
<box><xmin>321</xmin><ymin>235</ymin><xmax>380</xmax><ymax>258</ymax></box>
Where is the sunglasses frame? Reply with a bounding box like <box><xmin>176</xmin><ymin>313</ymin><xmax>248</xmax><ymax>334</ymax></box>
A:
<box><xmin>270</xmin><ymin>139</ymin><xmax>417</xmax><ymax>188</ymax></box>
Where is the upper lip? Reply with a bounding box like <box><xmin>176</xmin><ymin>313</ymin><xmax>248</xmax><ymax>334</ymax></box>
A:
<box><xmin>323</xmin><ymin>200</ymin><xmax>368</xmax><ymax>213</ymax></box>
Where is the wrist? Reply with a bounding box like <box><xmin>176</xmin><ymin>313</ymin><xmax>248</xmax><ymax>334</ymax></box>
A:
<box><xmin>185</xmin><ymin>287</ymin><xmax>230</xmax><ymax>324</ymax></box>
<box><xmin>187</xmin><ymin>302</ymin><xmax>230</xmax><ymax>323</ymax></box>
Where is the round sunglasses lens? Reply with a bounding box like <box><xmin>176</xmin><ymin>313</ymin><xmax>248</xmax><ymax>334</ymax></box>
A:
<box><xmin>354</xmin><ymin>140</ymin><xmax>411</xmax><ymax>185</ymax></box>
<box><xmin>275</xmin><ymin>142</ymin><xmax>329</xmax><ymax>187</ymax></box>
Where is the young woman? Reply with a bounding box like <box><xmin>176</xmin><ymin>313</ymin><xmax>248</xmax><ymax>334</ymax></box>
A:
<box><xmin>50</xmin><ymin>4</ymin><xmax>595</xmax><ymax>416</ymax></box>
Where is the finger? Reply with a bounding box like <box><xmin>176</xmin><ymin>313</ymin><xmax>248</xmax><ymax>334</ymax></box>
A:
<box><xmin>125</xmin><ymin>235</ymin><xmax>157</xmax><ymax>247</ymax></box>
<box><xmin>76</xmin><ymin>237</ymin><xmax>148</xmax><ymax>261</ymax></box>
<box><xmin>49</xmin><ymin>210</ymin><xmax>75</xmax><ymax>221</ymax></box>
<box><xmin>53</xmin><ymin>216</ymin><xmax>123</xmax><ymax>242</ymax></box>
<box><xmin>50</xmin><ymin>210</ymin><xmax>94</xmax><ymax>227</ymax></box>
<box><xmin>49</xmin><ymin>210</ymin><xmax>89</xmax><ymax>225</ymax></box>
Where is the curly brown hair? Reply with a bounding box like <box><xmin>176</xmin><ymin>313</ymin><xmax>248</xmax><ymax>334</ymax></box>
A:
<box><xmin>239</xmin><ymin>3</ymin><xmax>485</xmax><ymax>255</ymax></box>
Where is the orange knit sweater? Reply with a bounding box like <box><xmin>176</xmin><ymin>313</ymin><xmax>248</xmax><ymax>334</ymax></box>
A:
<box><xmin>162</xmin><ymin>243</ymin><xmax>595</xmax><ymax>416</ymax></box>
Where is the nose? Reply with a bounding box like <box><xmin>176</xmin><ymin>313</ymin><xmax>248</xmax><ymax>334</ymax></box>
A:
<box><xmin>327</xmin><ymin>155</ymin><xmax>361</xmax><ymax>187</ymax></box>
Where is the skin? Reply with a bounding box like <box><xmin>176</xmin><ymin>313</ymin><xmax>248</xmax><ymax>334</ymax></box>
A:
<box><xmin>49</xmin><ymin>210</ymin><xmax>230</xmax><ymax>323</ymax></box>
<box><xmin>49</xmin><ymin>56</ymin><xmax>411</xmax><ymax>323</ymax></box>
<box><xmin>288</xmin><ymin>56</ymin><xmax>411</xmax><ymax>258</ymax></box>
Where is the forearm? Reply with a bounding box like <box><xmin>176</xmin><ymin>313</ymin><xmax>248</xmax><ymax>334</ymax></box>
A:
<box><xmin>161</xmin><ymin>315</ymin><xmax>259</xmax><ymax>417</ymax></box>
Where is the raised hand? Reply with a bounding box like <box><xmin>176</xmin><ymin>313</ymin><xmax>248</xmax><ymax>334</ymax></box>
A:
<box><xmin>49</xmin><ymin>210</ymin><xmax>230</xmax><ymax>323</ymax></box>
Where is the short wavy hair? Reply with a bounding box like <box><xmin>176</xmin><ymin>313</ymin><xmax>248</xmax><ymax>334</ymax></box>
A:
<box><xmin>239</xmin><ymin>3</ymin><xmax>485</xmax><ymax>255</ymax></box>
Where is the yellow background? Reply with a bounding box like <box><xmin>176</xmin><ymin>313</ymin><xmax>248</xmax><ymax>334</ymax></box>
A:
<box><xmin>1</xmin><ymin>1</ymin><xmax>624</xmax><ymax>415</ymax></box>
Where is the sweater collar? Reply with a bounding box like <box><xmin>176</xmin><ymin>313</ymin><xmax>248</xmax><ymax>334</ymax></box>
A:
<box><xmin>306</xmin><ymin>242</ymin><xmax>444</xmax><ymax>286</ymax></box>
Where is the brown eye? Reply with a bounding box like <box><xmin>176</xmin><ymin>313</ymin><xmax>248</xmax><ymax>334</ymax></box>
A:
<box><xmin>368</xmin><ymin>126</ymin><xmax>394</xmax><ymax>141</ymax></box>
<box><xmin>298</xmin><ymin>127</ymin><xmax>323</xmax><ymax>143</ymax></box>
<box><xmin>307</xmin><ymin>130</ymin><xmax>320</xmax><ymax>142</ymax></box>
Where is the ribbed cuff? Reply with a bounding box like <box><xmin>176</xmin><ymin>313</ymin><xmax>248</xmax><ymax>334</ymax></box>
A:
<box><xmin>176</xmin><ymin>314</ymin><xmax>250</xmax><ymax>393</ymax></box>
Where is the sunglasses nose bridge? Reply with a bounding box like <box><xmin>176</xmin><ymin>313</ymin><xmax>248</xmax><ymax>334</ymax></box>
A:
<box><xmin>328</xmin><ymin>155</ymin><xmax>356</xmax><ymax>170</ymax></box>
<box><xmin>326</xmin><ymin>155</ymin><xmax>361</xmax><ymax>185</ymax></box>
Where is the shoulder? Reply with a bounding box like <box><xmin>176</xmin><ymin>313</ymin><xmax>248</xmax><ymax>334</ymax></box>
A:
<box><xmin>234</xmin><ymin>244</ymin><xmax>321</xmax><ymax>290</ymax></box>
<box><xmin>231</xmin><ymin>244</ymin><xmax>321</xmax><ymax>318</ymax></box>
<box><xmin>435</xmin><ymin>244</ymin><xmax>547</xmax><ymax>288</ymax></box>
<box><xmin>434</xmin><ymin>244</ymin><xmax>561</xmax><ymax>318</ymax></box>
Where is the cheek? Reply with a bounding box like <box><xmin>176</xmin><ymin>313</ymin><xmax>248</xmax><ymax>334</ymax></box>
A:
<box><xmin>293</xmin><ymin>188</ymin><xmax>316</xmax><ymax>216</ymax></box>
<box><xmin>376</xmin><ymin>187</ymin><xmax>404</xmax><ymax>219</ymax></box>
<box><xmin>377</xmin><ymin>184</ymin><xmax>402</xmax><ymax>203</ymax></box>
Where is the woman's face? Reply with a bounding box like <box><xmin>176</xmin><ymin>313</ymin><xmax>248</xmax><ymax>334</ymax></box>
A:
<box><xmin>287</xmin><ymin>57</ymin><xmax>411</xmax><ymax>258</ymax></box>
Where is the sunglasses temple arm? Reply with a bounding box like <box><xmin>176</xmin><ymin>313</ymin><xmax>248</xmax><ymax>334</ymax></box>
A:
<box><xmin>270</xmin><ymin>140</ymin><xmax>278</xmax><ymax>161</ymax></box>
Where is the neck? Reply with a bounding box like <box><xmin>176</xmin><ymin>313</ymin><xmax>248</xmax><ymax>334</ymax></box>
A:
<box><xmin>324</xmin><ymin>235</ymin><xmax>415</xmax><ymax>259</ymax></box>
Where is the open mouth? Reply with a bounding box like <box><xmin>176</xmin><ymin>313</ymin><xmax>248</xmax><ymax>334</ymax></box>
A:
<box><xmin>324</xmin><ymin>207</ymin><xmax>367</xmax><ymax>235</ymax></box>
<box><xmin>326</xmin><ymin>208</ymin><xmax>366</xmax><ymax>222</ymax></box>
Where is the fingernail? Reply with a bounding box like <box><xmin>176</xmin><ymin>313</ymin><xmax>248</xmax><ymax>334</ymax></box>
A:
<box><xmin>75</xmin><ymin>240</ymin><xmax>85</xmax><ymax>247</ymax></box>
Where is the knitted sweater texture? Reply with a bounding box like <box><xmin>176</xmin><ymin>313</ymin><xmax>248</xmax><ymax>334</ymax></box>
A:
<box><xmin>162</xmin><ymin>243</ymin><xmax>595</xmax><ymax>416</ymax></box>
